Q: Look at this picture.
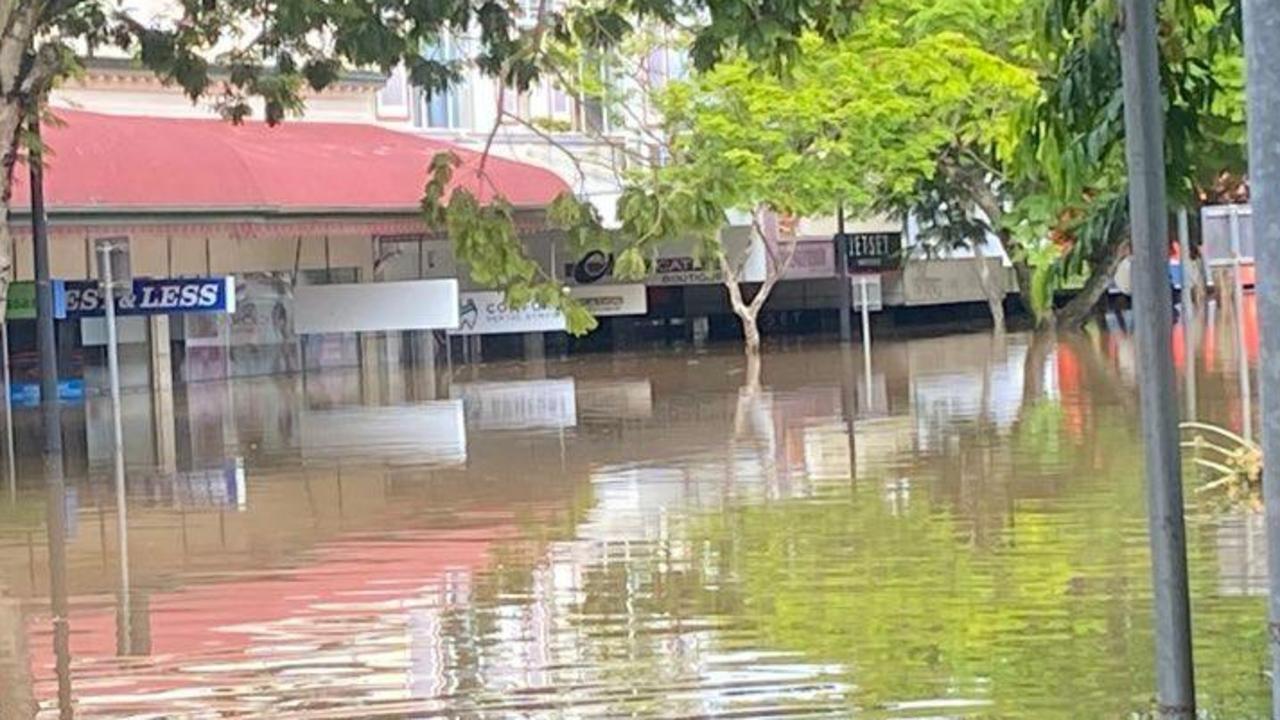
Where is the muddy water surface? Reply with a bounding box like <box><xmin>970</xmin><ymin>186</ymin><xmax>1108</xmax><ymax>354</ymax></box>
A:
<box><xmin>0</xmin><ymin>313</ymin><xmax>1271</xmax><ymax>718</ymax></box>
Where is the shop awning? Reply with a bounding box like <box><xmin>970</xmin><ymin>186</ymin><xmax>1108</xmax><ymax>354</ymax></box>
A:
<box><xmin>9</xmin><ymin>109</ymin><xmax>569</xmax><ymax>215</ymax></box>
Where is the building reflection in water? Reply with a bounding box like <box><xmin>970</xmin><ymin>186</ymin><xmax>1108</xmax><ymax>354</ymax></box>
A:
<box><xmin>0</xmin><ymin>327</ymin><xmax>1270</xmax><ymax>716</ymax></box>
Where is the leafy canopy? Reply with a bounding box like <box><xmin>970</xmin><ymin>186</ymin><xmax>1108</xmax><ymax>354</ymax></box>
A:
<box><xmin>440</xmin><ymin>2</ymin><xmax>1036</xmax><ymax>333</ymax></box>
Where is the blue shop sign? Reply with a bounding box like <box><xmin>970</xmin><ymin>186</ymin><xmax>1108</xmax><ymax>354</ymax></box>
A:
<box><xmin>64</xmin><ymin>277</ymin><xmax>236</xmax><ymax>318</ymax></box>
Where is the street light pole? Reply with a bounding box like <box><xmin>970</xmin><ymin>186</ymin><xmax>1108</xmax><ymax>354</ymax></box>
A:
<box><xmin>1241</xmin><ymin>0</ymin><xmax>1280</xmax><ymax>711</ymax></box>
<box><xmin>1118</xmin><ymin>0</ymin><xmax>1196</xmax><ymax>716</ymax></box>
<box><xmin>28</xmin><ymin>113</ymin><xmax>60</xmax><ymax>459</ymax></box>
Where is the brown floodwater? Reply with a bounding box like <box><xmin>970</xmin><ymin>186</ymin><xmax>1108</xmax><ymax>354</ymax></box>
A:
<box><xmin>0</xmin><ymin>302</ymin><xmax>1271</xmax><ymax>718</ymax></box>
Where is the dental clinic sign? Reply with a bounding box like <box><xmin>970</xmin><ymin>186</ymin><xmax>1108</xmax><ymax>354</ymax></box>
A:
<box><xmin>450</xmin><ymin>285</ymin><xmax>647</xmax><ymax>336</ymax></box>
<box><xmin>64</xmin><ymin>277</ymin><xmax>236</xmax><ymax>318</ymax></box>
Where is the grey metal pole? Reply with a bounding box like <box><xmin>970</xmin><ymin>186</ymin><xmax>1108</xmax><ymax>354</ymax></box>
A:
<box><xmin>44</xmin><ymin>472</ymin><xmax>71</xmax><ymax>719</ymax></box>
<box><xmin>1230</xmin><ymin>207</ymin><xmax>1254</xmax><ymax>442</ymax></box>
<box><xmin>837</xmin><ymin>204</ymin><xmax>853</xmax><ymax>342</ymax></box>
<box><xmin>1241</xmin><ymin>0</ymin><xmax>1280</xmax><ymax>712</ymax></box>
<box><xmin>859</xmin><ymin>277</ymin><xmax>872</xmax><ymax>406</ymax></box>
<box><xmin>1230</xmin><ymin>206</ymin><xmax>1248</xmax><ymax>320</ymax></box>
<box><xmin>98</xmin><ymin>242</ymin><xmax>130</xmax><ymax>653</ymax></box>
<box><xmin>1178</xmin><ymin>209</ymin><xmax>1196</xmax><ymax>421</ymax></box>
<box><xmin>2</xmin><ymin>322</ymin><xmax>15</xmax><ymax>503</ymax></box>
<box><xmin>28</xmin><ymin>114</ymin><xmax>61</xmax><ymax>462</ymax></box>
<box><xmin>1119</xmin><ymin>0</ymin><xmax>1196</xmax><ymax>715</ymax></box>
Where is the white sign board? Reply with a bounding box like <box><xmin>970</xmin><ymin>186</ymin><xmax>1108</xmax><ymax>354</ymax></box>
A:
<box><xmin>851</xmin><ymin>275</ymin><xmax>883</xmax><ymax>311</ymax></box>
<box><xmin>293</xmin><ymin>279</ymin><xmax>459</xmax><ymax>334</ymax></box>
<box><xmin>568</xmin><ymin>284</ymin><xmax>647</xmax><ymax>317</ymax></box>
<box><xmin>451</xmin><ymin>379</ymin><xmax>577</xmax><ymax>430</ymax></box>
<box><xmin>452</xmin><ymin>291</ymin><xmax>566</xmax><ymax>335</ymax></box>
<box><xmin>451</xmin><ymin>285</ymin><xmax>646</xmax><ymax>336</ymax></box>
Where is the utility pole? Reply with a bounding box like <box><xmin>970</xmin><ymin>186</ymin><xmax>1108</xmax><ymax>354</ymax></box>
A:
<box><xmin>1118</xmin><ymin>0</ymin><xmax>1196</xmax><ymax>716</ymax></box>
<box><xmin>1241</xmin><ymin>0</ymin><xmax>1280</xmax><ymax>712</ymax></box>
<box><xmin>28</xmin><ymin>113</ymin><xmax>61</xmax><ymax>460</ymax></box>
<box><xmin>836</xmin><ymin>203</ymin><xmax>852</xmax><ymax>342</ymax></box>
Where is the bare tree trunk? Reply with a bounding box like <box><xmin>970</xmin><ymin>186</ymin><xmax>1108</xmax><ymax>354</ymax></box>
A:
<box><xmin>971</xmin><ymin>241</ymin><xmax>1006</xmax><ymax>334</ymax></box>
<box><xmin>0</xmin><ymin>102</ymin><xmax>26</xmax><ymax>322</ymax></box>
<box><xmin>718</xmin><ymin>212</ymin><xmax>800</xmax><ymax>359</ymax></box>
<box><xmin>720</xmin><ymin>261</ymin><xmax>763</xmax><ymax>357</ymax></box>
<box><xmin>1056</xmin><ymin>236</ymin><xmax>1127</xmax><ymax>329</ymax></box>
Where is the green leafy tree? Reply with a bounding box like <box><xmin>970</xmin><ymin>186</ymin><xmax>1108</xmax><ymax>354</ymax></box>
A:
<box><xmin>437</xmin><ymin>7</ymin><xmax>1034</xmax><ymax>355</ymax></box>
<box><xmin>1002</xmin><ymin>0</ymin><xmax>1245</xmax><ymax>328</ymax></box>
<box><xmin>0</xmin><ymin>0</ymin><xmax>862</xmax><ymax>319</ymax></box>
<box><xmin>856</xmin><ymin>0</ymin><xmax>1037</xmax><ymax>334</ymax></box>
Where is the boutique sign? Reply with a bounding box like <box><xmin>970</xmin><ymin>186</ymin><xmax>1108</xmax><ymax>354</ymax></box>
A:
<box><xmin>63</xmin><ymin>277</ymin><xmax>236</xmax><ymax>318</ymax></box>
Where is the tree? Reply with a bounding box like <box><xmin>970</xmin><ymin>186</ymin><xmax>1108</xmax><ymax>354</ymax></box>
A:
<box><xmin>854</xmin><ymin>0</ymin><xmax>1037</xmax><ymax>334</ymax></box>
<box><xmin>1001</xmin><ymin>0</ymin><xmax>1245</xmax><ymax>328</ymax></box>
<box><xmin>435</xmin><ymin>8</ymin><xmax>1034</xmax><ymax>356</ymax></box>
<box><xmin>0</xmin><ymin>0</ymin><xmax>863</xmax><ymax>319</ymax></box>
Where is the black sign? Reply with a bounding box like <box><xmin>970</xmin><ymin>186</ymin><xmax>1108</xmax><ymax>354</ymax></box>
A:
<box><xmin>839</xmin><ymin>232</ymin><xmax>903</xmax><ymax>273</ymax></box>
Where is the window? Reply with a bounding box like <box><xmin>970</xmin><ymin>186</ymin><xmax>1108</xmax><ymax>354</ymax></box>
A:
<box><xmin>500</xmin><ymin>85</ymin><xmax>529</xmax><ymax>120</ymax></box>
<box><xmin>376</xmin><ymin>66</ymin><xmax>410</xmax><ymax>119</ymax></box>
<box><xmin>550</xmin><ymin>87</ymin><xmax>570</xmax><ymax>115</ymax></box>
<box><xmin>645</xmin><ymin>46</ymin><xmax>689</xmax><ymax>89</ymax></box>
<box><xmin>416</xmin><ymin>36</ymin><xmax>470</xmax><ymax>130</ymax></box>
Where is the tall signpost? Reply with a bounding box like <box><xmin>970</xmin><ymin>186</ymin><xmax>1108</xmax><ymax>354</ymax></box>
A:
<box><xmin>1241</xmin><ymin>0</ymin><xmax>1280</xmax><ymax>711</ymax></box>
<box><xmin>95</xmin><ymin>237</ymin><xmax>133</xmax><ymax>654</ymax></box>
<box><xmin>1119</xmin><ymin>0</ymin><xmax>1196</xmax><ymax>715</ymax></box>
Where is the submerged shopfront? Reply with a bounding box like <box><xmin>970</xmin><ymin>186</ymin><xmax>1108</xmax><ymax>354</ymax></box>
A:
<box><xmin>4</xmin><ymin>109</ymin><xmax>569</xmax><ymax>392</ymax></box>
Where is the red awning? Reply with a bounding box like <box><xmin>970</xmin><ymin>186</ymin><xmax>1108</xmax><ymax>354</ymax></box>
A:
<box><xmin>9</xmin><ymin>109</ymin><xmax>568</xmax><ymax>213</ymax></box>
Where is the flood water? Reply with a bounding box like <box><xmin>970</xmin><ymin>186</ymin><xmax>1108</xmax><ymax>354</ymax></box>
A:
<box><xmin>0</xmin><ymin>307</ymin><xmax>1272</xmax><ymax>718</ymax></box>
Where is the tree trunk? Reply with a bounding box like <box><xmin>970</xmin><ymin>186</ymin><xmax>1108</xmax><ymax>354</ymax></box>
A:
<box><xmin>1011</xmin><ymin>255</ymin><xmax>1042</xmax><ymax>323</ymax></box>
<box><xmin>1055</xmin><ymin>236</ymin><xmax>1127</xmax><ymax>329</ymax></box>
<box><xmin>0</xmin><ymin>101</ymin><xmax>26</xmax><ymax>324</ymax></box>
<box><xmin>719</xmin><ymin>255</ymin><xmax>766</xmax><ymax>358</ymax></box>
<box><xmin>0</xmin><ymin>6</ymin><xmax>36</xmax><ymax>324</ymax></box>
<box><xmin>971</xmin><ymin>241</ymin><xmax>1006</xmax><ymax>334</ymax></box>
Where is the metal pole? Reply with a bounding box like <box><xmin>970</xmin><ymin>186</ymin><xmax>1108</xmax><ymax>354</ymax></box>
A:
<box><xmin>45</xmin><ymin>473</ymin><xmax>71</xmax><ymax>720</ymax></box>
<box><xmin>2</xmin><ymin>322</ymin><xmax>14</xmax><ymax>503</ymax></box>
<box><xmin>1178</xmin><ymin>210</ymin><xmax>1197</xmax><ymax>421</ymax></box>
<box><xmin>837</xmin><ymin>204</ymin><xmax>853</xmax><ymax>342</ymax></box>
<box><xmin>859</xmin><ymin>277</ymin><xmax>872</xmax><ymax>406</ymax></box>
<box><xmin>1119</xmin><ymin>0</ymin><xmax>1196</xmax><ymax>715</ymax></box>
<box><xmin>1230</xmin><ymin>207</ymin><xmax>1255</xmax><ymax>442</ymax></box>
<box><xmin>28</xmin><ymin>115</ymin><xmax>61</xmax><ymax>463</ymax></box>
<box><xmin>1241</xmin><ymin>0</ymin><xmax>1280</xmax><ymax>712</ymax></box>
<box><xmin>1230</xmin><ymin>206</ymin><xmax>1247</xmax><ymax>316</ymax></box>
<box><xmin>98</xmin><ymin>242</ymin><xmax>130</xmax><ymax>654</ymax></box>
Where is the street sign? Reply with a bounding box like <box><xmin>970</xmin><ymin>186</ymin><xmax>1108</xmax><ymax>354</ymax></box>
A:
<box><xmin>839</xmin><ymin>231</ymin><xmax>903</xmax><ymax>273</ymax></box>
<box><xmin>94</xmin><ymin>236</ymin><xmax>132</xmax><ymax>292</ymax></box>
<box><xmin>851</xmin><ymin>275</ymin><xmax>883</xmax><ymax>311</ymax></box>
